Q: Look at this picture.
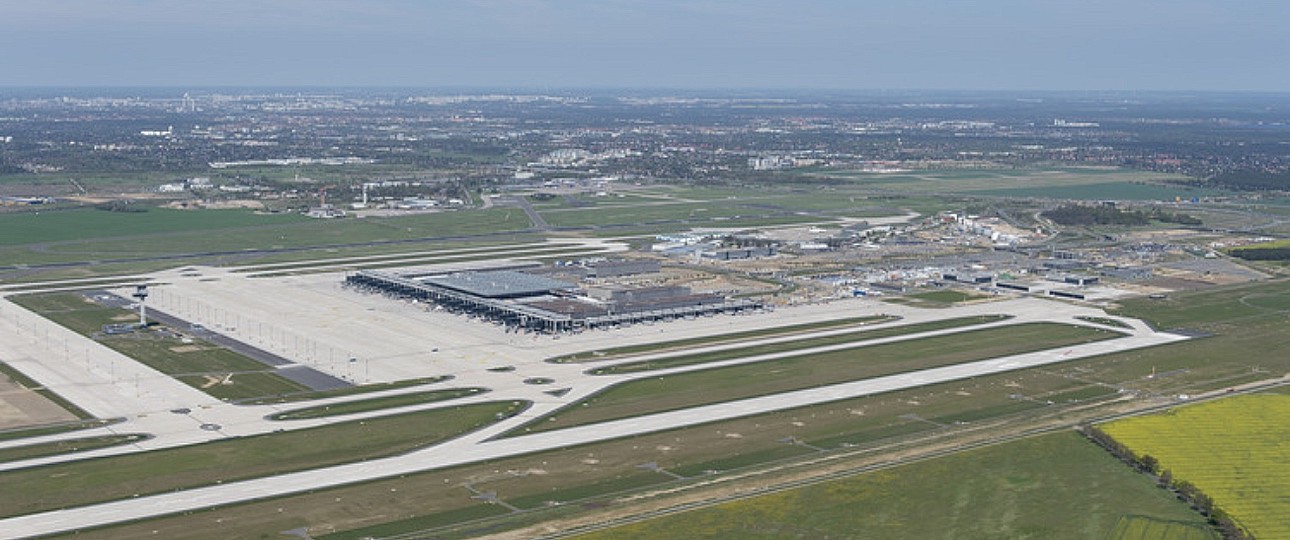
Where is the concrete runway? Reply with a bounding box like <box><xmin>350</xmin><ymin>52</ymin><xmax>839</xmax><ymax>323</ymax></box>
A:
<box><xmin>0</xmin><ymin>263</ymin><xmax>1185</xmax><ymax>538</ymax></box>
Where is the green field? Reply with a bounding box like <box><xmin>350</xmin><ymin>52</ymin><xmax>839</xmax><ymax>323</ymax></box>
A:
<box><xmin>237</xmin><ymin>375</ymin><xmax>452</xmax><ymax>405</ymax></box>
<box><xmin>891</xmin><ymin>289</ymin><xmax>988</xmax><ymax>307</ymax></box>
<box><xmin>0</xmin><ymin>418</ymin><xmax>117</xmax><ymax>443</ymax></box>
<box><xmin>1111</xmin><ymin>279</ymin><xmax>1290</xmax><ymax>329</ymax></box>
<box><xmin>572</xmin><ymin>432</ymin><xmax>1212</xmax><ymax>540</ymax></box>
<box><xmin>539</xmin><ymin>199</ymin><xmax>816</xmax><ymax>228</ymax></box>
<box><xmin>517</xmin><ymin>322</ymin><xmax>1121</xmax><ymax>435</ymax></box>
<box><xmin>1076</xmin><ymin>315</ymin><xmax>1133</xmax><ymax>329</ymax></box>
<box><xmin>0</xmin><ymin>434</ymin><xmax>146</xmax><ymax>464</ymax></box>
<box><xmin>1102</xmin><ymin>394</ymin><xmax>1290</xmax><ymax>539</ymax></box>
<box><xmin>815</xmin><ymin>167</ymin><xmax>1219</xmax><ymax>201</ymax></box>
<box><xmin>1108</xmin><ymin>515</ymin><xmax>1216</xmax><ymax>540</ymax></box>
<box><xmin>0</xmin><ymin>207</ymin><xmax>307</xmax><ymax>246</ymax></box>
<box><xmin>174</xmin><ymin>372</ymin><xmax>310</xmax><ymax>400</ymax></box>
<box><xmin>972</xmin><ymin>181</ymin><xmax>1224</xmax><ymax>201</ymax></box>
<box><xmin>0</xmin><ymin>400</ymin><xmax>525</xmax><ymax>518</ymax></box>
<box><xmin>268</xmin><ymin>387</ymin><xmax>488</xmax><ymax>420</ymax></box>
<box><xmin>547</xmin><ymin>315</ymin><xmax>898</xmax><ymax>363</ymax></box>
<box><xmin>0</xmin><ymin>207</ymin><xmax>533</xmax><ymax>268</ymax></box>
<box><xmin>587</xmin><ymin>315</ymin><xmax>1008</xmax><ymax>375</ymax></box>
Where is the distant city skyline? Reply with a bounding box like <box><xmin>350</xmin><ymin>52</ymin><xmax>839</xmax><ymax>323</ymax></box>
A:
<box><xmin>0</xmin><ymin>0</ymin><xmax>1287</xmax><ymax>92</ymax></box>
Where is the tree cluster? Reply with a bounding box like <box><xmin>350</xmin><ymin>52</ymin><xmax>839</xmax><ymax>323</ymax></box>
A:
<box><xmin>1229</xmin><ymin>246</ymin><xmax>1290</xmax><ymax>261</ymax></box>
<box><xmin>1080</xmin><ymin>425</ymin><xmax>1252</xmax><ymax>540</ymax></box>
<box><xmin>1042</xmin><ymin>204</ymin><xmax>1149</xmax><ymax>226</ymax></box>
<box><xmin>1208</xmin><ymin>170</ymin><xmax>1290</xmax><ymax>191</ymax></box>
<box><xmin>1148</xmin><ymin>208</ymin><xmax>1202</xmax><ymax>226</ymax></box>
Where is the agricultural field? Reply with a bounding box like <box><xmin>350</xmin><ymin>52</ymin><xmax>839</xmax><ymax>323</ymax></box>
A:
<box><xmin>572</xmin><ymin>432</ymin><xmax>1213</xmax><ymax>540</ymax></box>
<box><xmin>1101</xmin><ymin>393</ymin><xmax>1290</xmax><ymax>539</ymax></box>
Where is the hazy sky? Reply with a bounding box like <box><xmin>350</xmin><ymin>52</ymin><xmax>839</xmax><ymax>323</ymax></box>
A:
<box><xmin>0</xmin><ymin>0</ymin><xmax>1286</xmax><ymax>91</ymax></box>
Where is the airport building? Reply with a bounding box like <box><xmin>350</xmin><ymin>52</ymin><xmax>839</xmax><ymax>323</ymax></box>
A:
<box><xmin>345</xmin><ymin>268</ymin><xmax>763</xmax><ymax>333</ymax></box>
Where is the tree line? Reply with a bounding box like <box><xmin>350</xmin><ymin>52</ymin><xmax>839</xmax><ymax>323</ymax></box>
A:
<box><xmin>1079</xmin><ymin>425</ymin><xmax>1252</xmax><ymax>539</ymax></box>
<box><xmin>1229</xmin><ymin>246</ymin><xmax>1290</xmax><ymax>261</ymax></box>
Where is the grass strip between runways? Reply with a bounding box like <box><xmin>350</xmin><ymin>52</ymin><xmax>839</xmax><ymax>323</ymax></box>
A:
<box><xmin>268</xmin><ymin>387</ymin><xmax>489</xmax><ymax>420</ymax></box>
<box><xmin>590</xmin><ymin>315</ymin><xmax>1010</xmax><ymax>375</ymax></box>
<box><xmin>0</xmin><ymin>400</ymin><xmax>527</xmax><ymax>519</ymax></box>
<box><xmin>0</xmin><ymin>434</ymin><xmax>147</xmax><ymax>464</ymax></box>
<box><xmin>549</xmin><ymin>315</ymin><xmax>900</xmax><ymax>363</ymax></box>
<box><xmin>513</xmin><ymin>322</ymin><xmax>1122</xmax><ymax>435</ymax></box>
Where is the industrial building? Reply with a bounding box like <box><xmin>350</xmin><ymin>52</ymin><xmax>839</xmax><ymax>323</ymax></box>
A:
<box><xmin>941</xmin><ymin>272</ymin><xmax>993</xmax><ymax>284</ymax></box>
<box><xmin>345</xmin><ymin>268</ymin><xmax>763</xmax><ymax>333</ymax></box>
<box><xmin>579</xmin><ymin>258</ymin><xmax>660</xmax><ymax>279</ymax></box>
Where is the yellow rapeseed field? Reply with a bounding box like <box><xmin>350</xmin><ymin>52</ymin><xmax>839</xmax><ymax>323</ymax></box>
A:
<box><xmin>1102</xmin><ymin>393</ymin><xmax>1290</xmax><ymax>539</ymax></box>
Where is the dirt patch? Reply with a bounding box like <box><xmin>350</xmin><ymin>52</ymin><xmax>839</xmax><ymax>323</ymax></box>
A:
<box><xmin>168</xmin><ymin>345</ymin><xmax>205</xmax><ymax>353</ymax></box>
<box><xmin>0</xmin><ymin>379</ymin><xmax>77</xmax><ymax>430</ymax></box>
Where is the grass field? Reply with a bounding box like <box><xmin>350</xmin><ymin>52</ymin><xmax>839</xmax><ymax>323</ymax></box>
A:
<box><xmin>971</xmin><ymin>181</ymin><xmax>1224</xmax><ymax>201</ymax></box>
<box><xmin>0</xmin><ymin>400</ymin><xmax>525</xmax><ymax>519</ymax></box>
<box><xmin>905</xmin><ymin>289</ymin><xmax>983</xmax><ymax>304</ymax></box>
<box><xmin>1076</xmin><ymin>315</ymin><xmax>1132</xmax><ymax>329</ymax></box>
<box><xmin>0</xmin><ymin>418</ymin><xmax>118</xmax><ymax>443</ymax></box>
<box><xmin>1102</xmin><ymin>394</ymin><xmax>1290</xmax><ymax>539</ymax></box>
<box><xmin>1110</xmin><ymin>279</ymin><xmax>1290</xmax><ymax>330</ymax></box>
<box><xmin>0</xmin><ymin>207</ymin><xmax>532</xmax><ymax>268</ymax></box>
<box><xmin>267</xmin><ymin>387</ymin><xmax>488</xmax><ymax>420</ymax></box>
<box><xmin>237</xmin><ymin>375</ymin><xmax>452</xmax><ymax>405</ymax></box>
<box><xmin>1108</xmin><ymin>515</ymin><xmax>1215</xmax><ymax>540</ymax></box>
<box><xmin>587</xmin><ymin>315</ymin><xmax>1008</xmax><ymax>375</ymax></box>
<box><xmin>549</xmin><ymin>315</ymin><xmax>899</xmax><ymax>363</ymax></box>
<box><xmin>572</xmin><ymin>432</ymin><xmax>1212</xmax><ymax>540</ymax></box>
<box><xmin>0</xmin><ymin>207</ymin><xmax>307</xmax><ymax>246</ymax></box>
<box><xmin>173</xmin><ymin>372</ymin><xmax>310</xmax><ymax>400</ymax></box>
<box><xmin>0</xmin><ymin>433</ymin><xmax>146</xmax><ymax>464</ymax></box>
<box><xmin>517</xmin><ymin>322</ymin><xmax>1121</xmax><ymax>435</ymax></box>
<box><xmin>814</xmin><ymin>167</ymin><xmax>1222</xmax><ymax>201</ymax></box>
<box><xmin>886</xmin><ymin>289</ymin><xmax>989</xmax><ymax>307</ymax></box>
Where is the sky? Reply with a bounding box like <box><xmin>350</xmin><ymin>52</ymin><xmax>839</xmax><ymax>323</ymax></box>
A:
<box><xmin>0</xmin><ymin>0</ymin><xmax>1287</xmax><ymax>91</ymax></box>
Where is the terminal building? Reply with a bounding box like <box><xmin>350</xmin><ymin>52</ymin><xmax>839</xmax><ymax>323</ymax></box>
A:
<box><xmin>345</xmin><ymin>268</ymin><xmax>763</xmax><ymax>333</ymax></box>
